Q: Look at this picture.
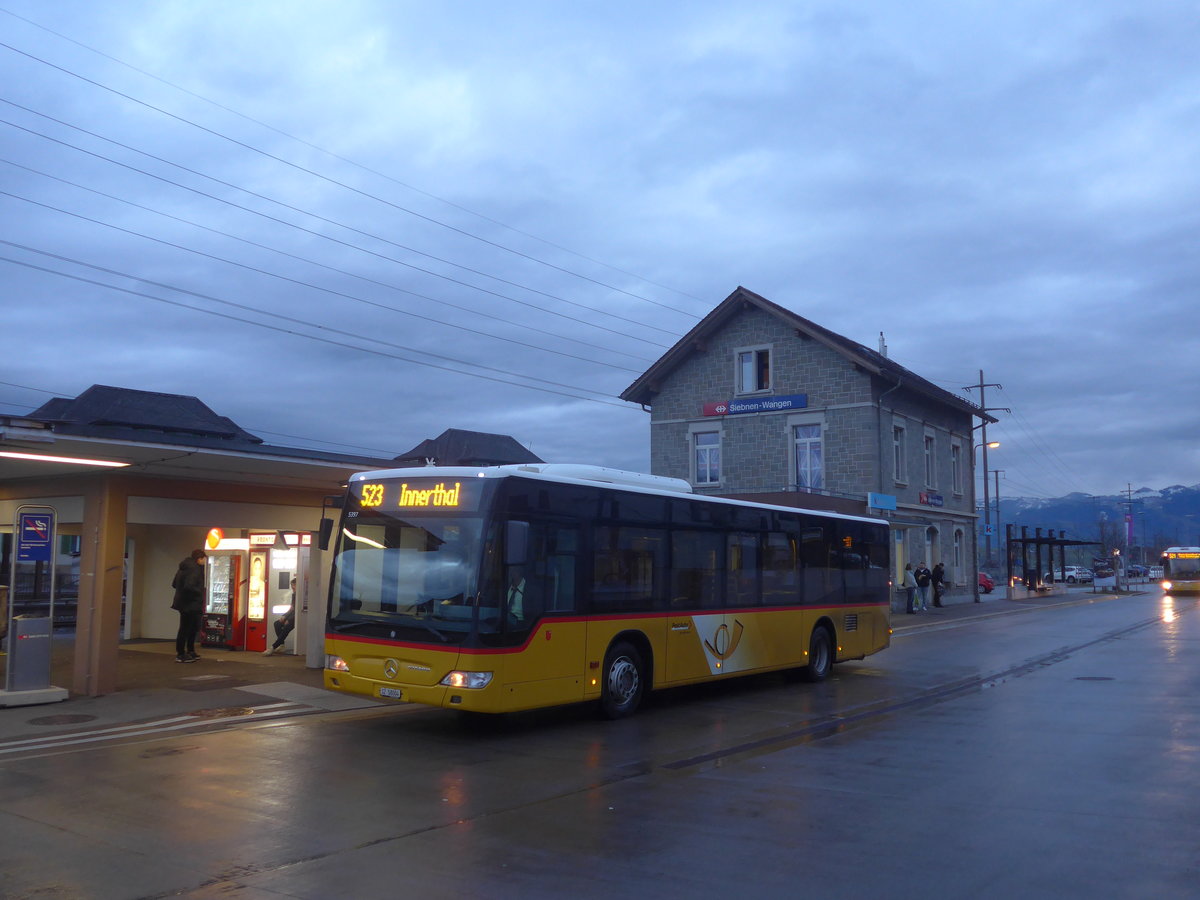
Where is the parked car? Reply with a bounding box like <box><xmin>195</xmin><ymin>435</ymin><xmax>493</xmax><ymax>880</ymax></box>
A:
<box><xmin>1093</xmin><ymin>563</ymin><xmax>1114</xmax><ymax>578</ymax></box>
<box><xmin>978</xmin><ymin>572</ymin><xmax>995</xmax><ymax>593</ymax></box>
<box><xmin>1126</xmin><ymin>564</ymin><xmax>1148</xmax><ymax>578</ymax></box>
<box><xmin>1149</xmin><ymin>565</ymin><xmax>1164</xmax><ymax>580</ymax></box>
<box><xmin>1043</xmin><ymin>566</ymin><xmax>1093</xmax><ymax>584</ymax></box>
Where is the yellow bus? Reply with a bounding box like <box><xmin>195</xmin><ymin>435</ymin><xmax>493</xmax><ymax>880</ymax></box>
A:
<box><xmin>1161</xmin><ymin>547</ymin><xmax>1200</xmax><ymax>594</ymax></box>
<box><xmin>323</xmin><ymin>464</ymin><xmax>891</xmax><ymax>717</ymax></box>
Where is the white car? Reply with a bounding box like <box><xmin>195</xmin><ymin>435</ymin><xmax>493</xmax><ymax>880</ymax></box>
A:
<box><xmin>1044</xmin><ymin>566</ymin><xmax>1093</xmax><ymax>584</ymax></box>
<box><xmin>1149</xmin><ymin>565</ymin><xmax>1164</xmax><ymax>580</ymax></box>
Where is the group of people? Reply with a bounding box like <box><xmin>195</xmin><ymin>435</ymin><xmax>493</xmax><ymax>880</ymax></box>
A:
<box><xmin>902</xmin><ymin>561</ymin><xmax>947</xmax><ymax>614</ymax></box>
<box><xmin>171</xmin><ymin>549</ymin><xmax>296</xmax><ymax>663</ymax></box>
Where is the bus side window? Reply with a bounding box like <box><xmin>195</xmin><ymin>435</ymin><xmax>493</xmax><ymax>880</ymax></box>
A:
<box><xmin>540</xmin><ymin>525</ymin><xmax>579</xmax><ymax>613</ymax></box>
<box><xmin>726</xmin><ymin>532</ymin><xmax>760</xmax><ymax>608</ymax></box>
<box><xmin>671</xmin><ymin>530</ymin><xmax>722</xmax><ymax>610</ymax></box>
<box><xmin>593</xmin><ymin>526</ymin><xmax>665</xmax><ymax>613</ymax></box>
<box><xmin>762</xmin><ymin>531</ymin><xmax>798</xmax><ymax>606</ymax></box>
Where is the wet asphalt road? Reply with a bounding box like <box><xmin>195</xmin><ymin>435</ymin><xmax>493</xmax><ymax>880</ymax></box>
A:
<box><xmin>1</xmin><ymin>590</ymin><xmax>1196</xmax><ymax>899</ymax></box>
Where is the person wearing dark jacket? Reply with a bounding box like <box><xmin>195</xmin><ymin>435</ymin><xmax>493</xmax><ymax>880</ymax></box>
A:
<box><xmin>914</xmin><ymin>563</ymin><xmax>933</xmax><ymax>611</ymax></box>
<box><xmin>932</xmin><ymin>562</ymin><xmax>947</xmax><ymax>607</ymax></box>
<box><xmin>171</xmin><ymin>549</ymin><xmax>207</xmax><ymax>663</ymax></box>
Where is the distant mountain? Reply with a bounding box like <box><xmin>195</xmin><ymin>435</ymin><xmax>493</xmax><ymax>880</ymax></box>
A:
<box><xmin>998</xmin><ymin>484</ymin><xmax>1200</xmax><ymax>558</ymax></box>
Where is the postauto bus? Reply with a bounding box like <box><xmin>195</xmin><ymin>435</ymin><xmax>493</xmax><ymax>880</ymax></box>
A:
<box><xmin>323</xmin><ymin>464</ymin><xmax>891</xmax><ymax>718</ymax></box>
<box><xmin>1161</xmin><ymin>547</ymin><xmax>1200</xmax><ymax>594</ymax></box>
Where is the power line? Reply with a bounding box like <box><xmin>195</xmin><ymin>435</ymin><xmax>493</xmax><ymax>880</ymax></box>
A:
<box><xmin>0</xmin><ymin>39</ymin><xmax>703</xmax><ymax>320</ymax></box>
<box><xmin>0</xmin><ymin>109</ymin><xmax>679</xmax><ymax>346</ymax></box>
<box><xmin>0</xmin><ymin>4</ymin><xmax>711</xmax><ymax>309</ymax></box>
<box><xmin>1</xmin><ymin>250</ymin><xmax>637</xmax><ymax>410</ymax></box>
<box><xmin>0</xmin><ymin>178</ymin><xmax>651</xmax><ymax>374</ymax></box>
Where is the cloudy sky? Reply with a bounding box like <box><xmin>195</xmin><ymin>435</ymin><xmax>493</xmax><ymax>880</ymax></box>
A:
<box><xmin>2</xmin><ymin>1</ymin><xmax>1197</xmax><ymax>499</ymax></box>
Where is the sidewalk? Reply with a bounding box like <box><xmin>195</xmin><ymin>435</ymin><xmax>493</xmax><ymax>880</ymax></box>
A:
<box><xmin>0</xmin><ymin>639</ymin><xmax>379</xmax><ymax>745</ymax></box>
<box><xmin>888</xmin><ymin>583</ymin><xmax>1112</xmax><ymax>634</ymax></box>
<box><xmin>0</xmin><ymin>586</ymin><xmax>1129</xmax><ymax>746</ymax></box>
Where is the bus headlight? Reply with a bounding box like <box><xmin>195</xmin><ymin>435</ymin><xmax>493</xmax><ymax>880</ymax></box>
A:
<box><xmin>325</xmin><ymin>654</ymin><xmax>350</xmax><ymax>672</ymax></box>
<box><xmin>440</xmin><ymin>671</ymin><xmax>493</xmax><ymax>689</ymax></box>
<box><xmin>1162</xmin><ymin>581</ymin><xmax>1172</xmax><ymax>591</ymax></box>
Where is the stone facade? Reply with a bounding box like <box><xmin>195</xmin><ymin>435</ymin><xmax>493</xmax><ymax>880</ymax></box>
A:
<box><xmin>624</xmin><ymin>288</ymin><xmax>986</xmax><ymax>596</ymax></box>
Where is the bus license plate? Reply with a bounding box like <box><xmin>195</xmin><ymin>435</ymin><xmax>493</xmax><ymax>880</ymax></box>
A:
<box><xmin>378</xmin><ymin>687</ymin><xmax>403</xmax><ymax>700</ymax></box>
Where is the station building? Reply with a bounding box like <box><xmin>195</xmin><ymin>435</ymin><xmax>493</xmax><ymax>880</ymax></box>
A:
<box><xmin>620</xmin><ymin>287</ymin><xmax>996</xmax><ymax>593</ymax></box>
<box><xmin>0</xmin><ymin>385</ymin><xmax>538</xmax><ymax>696</ymax></box>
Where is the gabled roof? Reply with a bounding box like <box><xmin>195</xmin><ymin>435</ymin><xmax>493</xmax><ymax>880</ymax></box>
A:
<box><xmin>394</xmin><ymin>428</ymin><xmax>543</xmax><ymax>468</ymax></box>
<box><xmin>620</xmin><ymin>286</ymin><xmax>996</xmax><ymax>422</ymax></box>
<box><xmin>20</xmin><ymin>384</ymin><xmax>394</xmax><ymax>470</ymax></box>
<box><xmin>28</xmin><ymin>385</ymin><xmax>264</xmax><ymax>446</ymax></box>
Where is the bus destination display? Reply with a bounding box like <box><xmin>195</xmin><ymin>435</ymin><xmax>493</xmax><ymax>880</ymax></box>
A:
<box><xmin>355</xmin><ymin>479</ymin><xmax>480</xmax><ymax>511</ymax></box>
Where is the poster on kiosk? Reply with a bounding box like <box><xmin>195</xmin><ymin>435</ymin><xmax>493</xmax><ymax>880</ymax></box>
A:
<box><xmin>245</xmin><ymin>547</ymin><xmax>269</xmax><ymax>652</ymax></box>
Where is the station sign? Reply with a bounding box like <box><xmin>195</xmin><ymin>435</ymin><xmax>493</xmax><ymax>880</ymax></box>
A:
<box><xmin>703</xmin><ymin>393</ymin><xmax>808</xmax><ymax>417</ymax></box>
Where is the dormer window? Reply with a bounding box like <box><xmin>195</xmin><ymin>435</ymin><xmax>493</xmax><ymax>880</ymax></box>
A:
<box><xmin>736</xmin><ymin>347</ymin><xmax>771</xmax><ymax>394</ymax></box>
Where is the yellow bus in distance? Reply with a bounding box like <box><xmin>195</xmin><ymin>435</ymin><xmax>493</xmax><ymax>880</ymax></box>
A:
<box><xmin>324</xmin><ymin>464</ymin><xmax>891</xmax><ymax>718</ymax></box>
<box><xmin>1161</xmin><ymin>547</ymin><xmax>1200</xmax><ymax>594</ymax></box>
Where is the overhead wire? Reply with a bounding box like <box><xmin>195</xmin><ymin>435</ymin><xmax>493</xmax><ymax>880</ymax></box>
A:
<box><xmin>0</xmin><ymin>39</ymin><xmax>703</xmax><ymax>319</ymax></box>
<box><xmin>0</xmin><ymin>107</ymin><xmax>679</xmax><ymax>346</ymax></box>
<box><xmin>0</xmin><ymin>179</ymin><xmax>650</xmax><ymax>374</ymax></box>
<box><xmin>0</xmin><ymin>247</ymin><xmax>635</xmax><ymax>408</ymax></box>
<box><xmin>0</xmin><ymin>4</ymin><xmax>712</xmax><ymax>309</ymax></box>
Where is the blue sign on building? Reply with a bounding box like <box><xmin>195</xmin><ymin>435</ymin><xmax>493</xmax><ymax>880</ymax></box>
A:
<box><xmin>868</xmin><ymin>493</ymin><xmax>897</xmax><ymax>511</ymax></box>
<box><xmin>704</xmin><ymin>393</ymin><xmax>809</xmax><ymax>416</ymax></box>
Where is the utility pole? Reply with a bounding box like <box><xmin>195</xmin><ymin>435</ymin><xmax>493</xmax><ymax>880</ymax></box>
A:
<box><xmin>993</xmin><ymin>469</ymin><xmax>1005</xmax><ymax>572</ymax></box>
<box><xmin>1120</xmin><ymin>483</ymin><xmax>1143</xmax><ymax>564</ymax></box>
<box><xmin>964</xmin><ymin>370</ymin><xmax>1009</xmax><ymax>571</ymax></box>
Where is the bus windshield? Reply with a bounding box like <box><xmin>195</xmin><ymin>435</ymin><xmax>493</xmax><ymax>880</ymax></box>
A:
<box><xmin>1165</xmin><ymin>553</ymin><xmax>1200</xmax><ymax>579</ymax></box>
<box><xmin>330</xmin><ymin>510</ymin><xmax>487</xmax><ymax>639</ymax></box>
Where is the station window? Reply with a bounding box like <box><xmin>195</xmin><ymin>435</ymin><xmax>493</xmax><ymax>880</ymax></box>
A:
<box><xmin>693</xmin><ymin>431</ymin><xmax>721</xmax><ymax>486</ymax></box>
<box><xmin>736</xmin><ymin>347</ymin><xmax>771</xmax><ymax>394</ymax></box>
<box><xmin>893</xmin><ymin>424</ymin><xmax>907</xmax><ymax>483</ymax></box>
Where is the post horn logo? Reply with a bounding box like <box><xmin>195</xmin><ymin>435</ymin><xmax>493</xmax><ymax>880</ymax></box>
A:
<box><xmin>704</xmin><ymin>619</ymin><xmax>745</xmax><ymax>660</ymax></box>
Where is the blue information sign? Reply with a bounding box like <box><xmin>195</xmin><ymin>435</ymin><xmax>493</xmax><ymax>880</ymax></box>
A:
<box><xmin>17</xmin><ymin>512</ymin><xmax>54</xmax><ymax>563</ymax></box>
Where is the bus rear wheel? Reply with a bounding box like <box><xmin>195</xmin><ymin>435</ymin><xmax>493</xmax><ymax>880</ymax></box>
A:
<box><xmin>601</xmin><ymin>641</ymin><xmax>645</xmax><ymax>719</ymax></box>
<box><xmin>802</xmin><ymin>627</ymin><xmax>833</xmax><ymax>683</ymax></box>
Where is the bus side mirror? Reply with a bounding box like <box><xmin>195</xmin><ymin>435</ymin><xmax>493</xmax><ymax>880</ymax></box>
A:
<box><xmin>505</xmin><ymin>521</ymin><xmax>529</xmax><ymax>566</ymax></box>
<box><xmin>318</xmin><ymin>517</ymin><xmax>334</xmax><ymax>551</ymax></box>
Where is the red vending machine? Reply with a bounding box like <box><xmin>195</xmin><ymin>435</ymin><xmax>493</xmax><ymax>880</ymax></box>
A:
<box><xmin>244</xmin><ymin>548</ymin><xmax>269</xmax><ymax>652</ymax></box>
<box><xmin>202</xmin><ymin>554</ymin><xmax>241</xmax><ymax>648</ymax></box>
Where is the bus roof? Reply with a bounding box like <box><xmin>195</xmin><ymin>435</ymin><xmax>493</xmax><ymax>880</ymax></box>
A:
<box><xmin>348</xmin><ymin>464</ymin><xmax>889</xmax><ymax>527</ymax></box>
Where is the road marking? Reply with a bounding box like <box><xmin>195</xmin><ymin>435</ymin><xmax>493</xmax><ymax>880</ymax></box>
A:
<box><xmin>0</xmin><ymin>701</ymin><xmax>310</xmax><ymax>757</ymax></box>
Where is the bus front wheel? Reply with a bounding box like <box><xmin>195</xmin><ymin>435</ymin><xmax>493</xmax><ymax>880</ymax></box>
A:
<box><xmin>601</xmin><ymin>641</ymin><xmax>645</xmax><ymax>719</ymax></box>
<box><xmin>802</xmin><ymin>627</ymin><xmax>833</xmax><ymax>683</ymax></box>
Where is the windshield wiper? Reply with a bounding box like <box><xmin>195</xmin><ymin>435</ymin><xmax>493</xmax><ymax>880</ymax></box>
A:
<box><xmin>415</xmin><ymin>618</ymin><xmax>449</xmax><ymax>642</ymax></box>
<box><xmin>330</xmin><ymin>620</ymin><xmax>374</xmax><ymax>633</ymax></box>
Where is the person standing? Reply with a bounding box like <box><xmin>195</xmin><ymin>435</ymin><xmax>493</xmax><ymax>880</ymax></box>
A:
<box><xmin>932</xmin><ymin>562</ymin><xmax>947</xmax><ymax>607</ymax></box>
<box><xmin>914</xmin><ymin>562</ymin><xmax>933</xmax><ymax>611</ymax></box>
<box><xmin>903</xmin><ymin>563</ymin><xmax>918</xmax><ymax>614</ymax></box>
<box><xmin>171</xmin><ymin>549</ymin><xmax>206</xmax><ymax>663</ymax></box>
<box><xmin>264</xmin><ymin>576</ymin><xmax>297</xmax><ymax>656</ymax></box>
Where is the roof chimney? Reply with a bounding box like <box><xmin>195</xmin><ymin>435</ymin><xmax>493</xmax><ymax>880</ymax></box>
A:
<box><xmin>878</xmin><ymin>331</ymin><xmax>888</xmax><ymax>357</ymax></box>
